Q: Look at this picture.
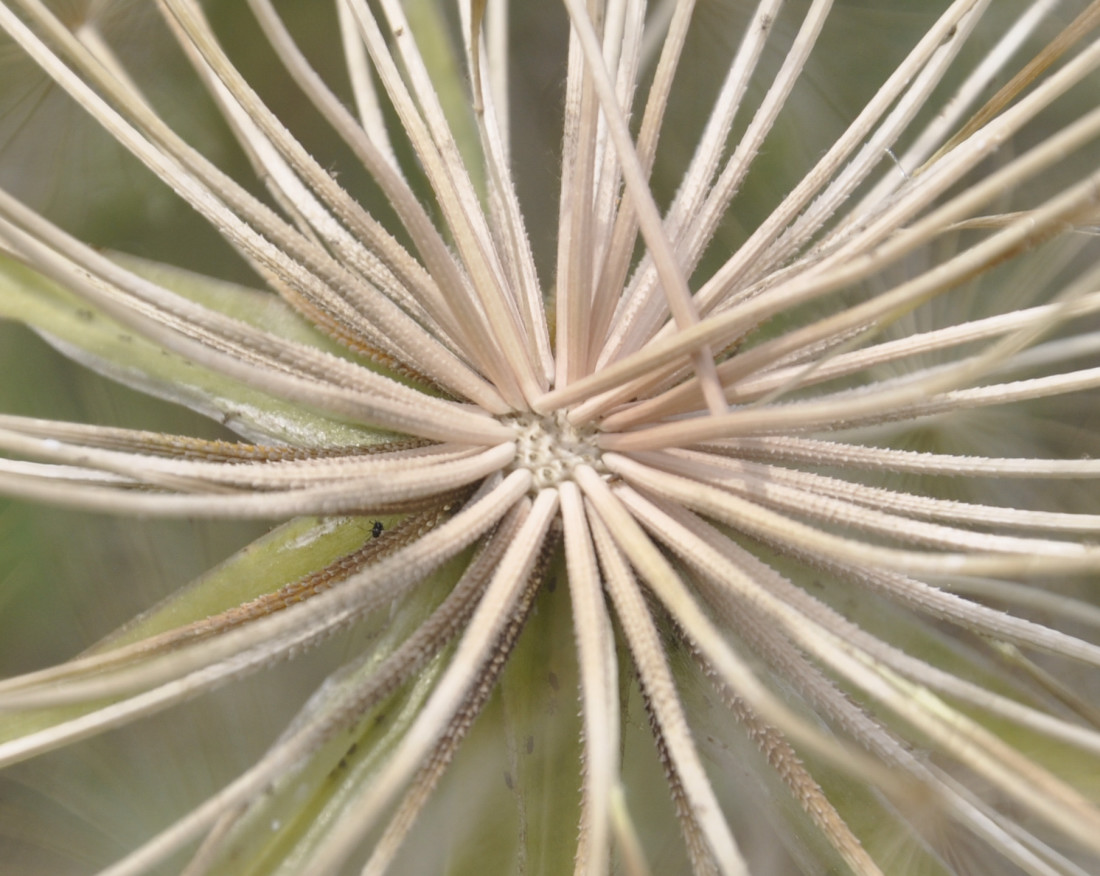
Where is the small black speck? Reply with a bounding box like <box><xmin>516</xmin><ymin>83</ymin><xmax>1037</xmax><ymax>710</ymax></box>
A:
<box><xmin>503</xmin><ymin>770</ymin><xmax>514</xmax><ymax>790</ymax></box>
<box><xmin>372</xmin><ymin>520</ymin><xmax>384</xmax><ymax>538</ymax></box>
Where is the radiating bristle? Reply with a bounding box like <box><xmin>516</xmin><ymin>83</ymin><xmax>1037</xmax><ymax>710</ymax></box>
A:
<box><xmin>2</xmin><ymin>2</ymin><xmax>1099</xmax><ymax>874</ymax></box>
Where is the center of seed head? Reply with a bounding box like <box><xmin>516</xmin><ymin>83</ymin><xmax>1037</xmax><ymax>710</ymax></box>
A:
<box><xmin>506</xmin><ymin>411</ymin><xmax>605</xmax><ymax>490</ymax></box>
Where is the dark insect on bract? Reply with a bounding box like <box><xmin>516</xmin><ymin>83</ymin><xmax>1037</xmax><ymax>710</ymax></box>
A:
<box><xmin>371</xmin><ymin>521</ymin><xmax>384</xmax><ymax>539</ymax></box>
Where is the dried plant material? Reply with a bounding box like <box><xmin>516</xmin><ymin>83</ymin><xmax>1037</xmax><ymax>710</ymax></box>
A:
<box><xmin>1</xmin><ymin>2</ymin><xmax>1100</xmax><ymax>874</ymax></box>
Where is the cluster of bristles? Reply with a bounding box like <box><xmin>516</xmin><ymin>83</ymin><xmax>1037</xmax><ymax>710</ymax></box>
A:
<box><xmin>506</xmin><ymin>411</ymin><xmax>606</xmax><ymax>490</ymax></box>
